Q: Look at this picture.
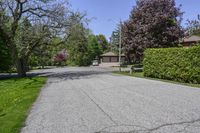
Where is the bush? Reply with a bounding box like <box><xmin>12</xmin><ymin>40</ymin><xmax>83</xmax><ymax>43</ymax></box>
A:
<box><xmin>143</xmin><ymin>46</ymin><xmax>200</xmax><ymax>84</ymax></box>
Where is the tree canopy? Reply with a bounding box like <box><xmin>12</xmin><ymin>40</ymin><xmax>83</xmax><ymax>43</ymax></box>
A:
<box><xmin>121</xmin><ymin>0</ymin><xmax>184</xmax><ymax>63</ymax></box>
<box><xmin>0</xmin><ymin>0</ymin><xmax>86</xmax><ymax>76</ymax></box>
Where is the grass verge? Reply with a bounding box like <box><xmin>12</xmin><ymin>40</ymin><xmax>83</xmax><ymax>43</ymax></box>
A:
<box><xmin>0</xmin><ymin>77</ymin><xmax>47</xmax><ymax>133</ymax></box>
<box><xmin>113</xmin><ymin>71</ymin><xmax>200</xmax><ymax>88</ymax></box>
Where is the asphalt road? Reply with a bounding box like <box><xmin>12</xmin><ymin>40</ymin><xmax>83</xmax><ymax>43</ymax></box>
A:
<box><xmin>21</xmin><ymin>67</ymin><xmax>200</xmax><ymax>133</ymax></box>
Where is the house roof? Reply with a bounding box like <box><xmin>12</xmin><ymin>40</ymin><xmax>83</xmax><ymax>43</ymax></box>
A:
<box><xmin>101</xmin><ymin>52</ymin><xmax>125</xmax><ymax>57</ymax></box>
<box><xmin>182</xmin><ymin>35</ymin><xmax>200</xmax><ymax>43</ymax></box>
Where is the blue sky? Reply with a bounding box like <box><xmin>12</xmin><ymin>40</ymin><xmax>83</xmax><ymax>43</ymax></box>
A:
<box><xmin>70</xmin><ymin>0</ymin><xmax>200</xmax><ymax>40</ymax></box>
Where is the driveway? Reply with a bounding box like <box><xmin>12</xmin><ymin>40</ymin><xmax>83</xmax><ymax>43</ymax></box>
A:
<box><xmin>21</xmin><ymin>67</ymin><xmax>200</xmax><ymax>133</ymax></box>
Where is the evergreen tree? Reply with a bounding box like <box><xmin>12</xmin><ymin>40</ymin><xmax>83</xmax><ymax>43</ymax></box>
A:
<box><xmin>110</xmin><ymin>26</ymin><xmax>121</xmax><ymax>54</ymax></box>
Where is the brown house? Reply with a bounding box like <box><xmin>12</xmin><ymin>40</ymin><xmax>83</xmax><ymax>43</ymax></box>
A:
<box><xmin>99</xmin><ymin>52</ymin><xmax>125</xmax><ymax>67</ymax></box>
<box><xmin>180</xmin><ymin>35</ymin><xmax>200</xmax><ymax>47</ymax></box>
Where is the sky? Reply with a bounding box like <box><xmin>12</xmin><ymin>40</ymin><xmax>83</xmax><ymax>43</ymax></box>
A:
<box><xmin>69</xmin><ymin>0</ymin><xmax>200</xmax><ymax>40</ymax></box>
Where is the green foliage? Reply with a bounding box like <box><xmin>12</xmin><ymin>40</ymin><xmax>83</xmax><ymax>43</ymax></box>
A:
<box><xmin>66</xmin><ymin>23</ymin><xmax>91</xmax><ymax>66</ymax></box>
<box><xmin>0</xmin><ymin>0</ymin><xmax>87</xmax><ymax>76</ymax></box>
<box><xmin>87</xmin><ymin>35</ymin><xmax>103</xmax><ymax>60</ymax></box>
<box><xmin>0</xmin><ymin>77</ymin><xmax>47</xmax><ymax>133</ymax></box>
<box><xmin>143</xmin><ymin>46</ymin><xmax>200</xmax><ymax>84</ymax></box>
<box><xmin>66</xmin><ymin>23</ymin><xmax>107</xmax><ymax>66</ymax></box>
<box><xmin>28</xmin><ymin>37</ymin><xmax>64</xmax><ymax>67</ymax></box>
<box><xmin>96</xmin><ymin>34</ymin><xmax>109</xmax><ymax>51</ymax></box>
<box><xmin>0</xmin><ymin>37</ymin><xmax>12</xmax><ymax>72</ymax></box>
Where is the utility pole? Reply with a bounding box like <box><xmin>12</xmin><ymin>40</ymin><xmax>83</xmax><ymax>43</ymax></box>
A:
<box><xmin>119</xmin><ymin>21</ymin><xmax>122</xmax><ymax>72</ymax></box>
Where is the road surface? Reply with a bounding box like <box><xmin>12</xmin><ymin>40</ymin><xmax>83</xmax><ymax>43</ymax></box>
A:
<box><xmin>21</xmin><ymin>67</ymin><xmax>200</xmax><ymax>133</ymax></box>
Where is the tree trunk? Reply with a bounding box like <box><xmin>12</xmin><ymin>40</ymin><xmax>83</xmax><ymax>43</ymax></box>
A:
<box><xmin>16</xmin><ymin>58</ymin><xmax>27</xmax><ymax>77</ymax></box>
<box><xmin>10</xmin><ymin>45</ymin><xmax>27</xmax><ymax>77</ymax></box>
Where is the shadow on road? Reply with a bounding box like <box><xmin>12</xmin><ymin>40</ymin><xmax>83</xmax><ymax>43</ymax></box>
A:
<box><xmin>0</xmin><ymin>68</ymin><xmax>112</xmax><ymax>80</ymax></box>
<box><xmin>47</xmin><ymin>70</ymin><xmax>110</xmax><ymax>81</ymax></box>
<box><xmin>0</xmin><ymin>72</ymin><xmax>52</xmax><ymax>80</ymax></box>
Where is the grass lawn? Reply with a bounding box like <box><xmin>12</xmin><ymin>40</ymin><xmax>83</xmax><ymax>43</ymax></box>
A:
<box><xmin>113</xmin><ymin>71</ymin><xmax>200</xmax><ymax>88</ymax></box>
<box><xmin>0</xmin><ymin>77</ymin><xmax>47</xmax><ymax>133</ymax></box>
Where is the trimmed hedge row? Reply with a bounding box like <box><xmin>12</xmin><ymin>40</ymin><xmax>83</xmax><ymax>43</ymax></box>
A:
<box><xmin>143</xmin><ymin>46</ymin><xmax>200</xmax><ymax>84</ymax></box>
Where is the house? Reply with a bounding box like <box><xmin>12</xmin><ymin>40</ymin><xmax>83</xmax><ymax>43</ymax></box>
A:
<box><xmin>180</xmin><ymin>35</ymin><xmax>200</xmax><ymax>47</ymax></box>
<box><xmin>99</xmin><ymin>52</ymin><xmax>125</xmax><ymax>67</ymax></box>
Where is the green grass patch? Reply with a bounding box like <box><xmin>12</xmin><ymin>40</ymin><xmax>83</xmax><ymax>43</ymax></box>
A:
<box><xmin>113</xmin><ymin>72</ymin><xmax>200</xmax><ymax>88</ymax></box>
<box><xmin>0</xmin><ymin>77</ymin><xmax>47</xmax><ymax>133</ymax></box>
<box><xmin>114</xmin><ymin>71</ymin><xmax>144</xmax><ymax>78</ymax></box>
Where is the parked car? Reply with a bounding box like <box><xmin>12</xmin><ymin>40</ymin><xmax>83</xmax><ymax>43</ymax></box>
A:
<box><xmin>92</xmin><ymin>60</ymin><xmax>99</xmax><ymax>66</ymax></box>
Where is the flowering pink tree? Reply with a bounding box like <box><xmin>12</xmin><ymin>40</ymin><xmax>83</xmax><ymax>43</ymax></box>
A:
<box><xmin>54</xmin><ymin>50</ymin><xmax>68</xmax><ymax>63</ymax></box>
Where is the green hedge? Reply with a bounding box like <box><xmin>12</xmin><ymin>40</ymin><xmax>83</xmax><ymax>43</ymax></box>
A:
<box><xmin>143</xmin><ymin>46</ymin><xmax>200</xmax><ymax>84</ymax></box>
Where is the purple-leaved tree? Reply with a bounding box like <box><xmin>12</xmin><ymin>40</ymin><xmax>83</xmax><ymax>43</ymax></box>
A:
<box><xmin>122</xmin><ymin>0</ymin><xmax>184</xmax><ymax>63</ymax></box>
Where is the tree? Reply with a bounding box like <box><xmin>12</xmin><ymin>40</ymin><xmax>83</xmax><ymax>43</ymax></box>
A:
<box><xmin>87</xmin><ymin>35</ymin><xmax>103</xmax><ymax>61</ymax></box>
<box><xmin>96</xmin><ymin>34</ymin><xmax>109</xmax><ymax>52</ymax></box>
<box><xmin>66</xmin><ymin>23</ymin><xmax>107</xmax><ymax>66</ymax></box>
<box><xmin>0</xmin><ymin>37</ymin><xmax>12</xmax><ymax>71</ymax></box>
<box><xmin>0</xmin><ymin>0</ymin><xmax>85</xmax><ymax>77</ymax></box>
<box><xmin>122</xmin><ymin>0</ymin><xmax>183</xmax><ymax>63</ymax></box>
<box><xmin>14</xmin><ymin>18</ymin><xmax>53</xmax><ymax>71</ymax></box>
<box><xmin>54</xmin><ymin>50</ymin><xmax>68</xmax><ymax>66</ymax></box>
<box><xmin>28</xmin><ymin>42</ymin><xmax>54</xmax><ymax>68</ymax></box>
<box><xmin>186</xmin><ymin>15</ymin><xmax>200</xmax><ymax>36</ymax></box>
<box><xmin>66</xmin><ymin>23</ymin><xmax>90</xmax><ymax>66</ymax></box>
<box><xmin>121</xmin><ymin>21</ymin><xmax>135</xmax><ymax>63</ymax></box>
<box><xmin>110</xmin><ymin>26</ymin><xmax>121</xmax><ymax>54</ymax></box>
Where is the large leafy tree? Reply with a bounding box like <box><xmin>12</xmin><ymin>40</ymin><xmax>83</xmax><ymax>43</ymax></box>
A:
<box><xmin>14</xmin><ymin>18</ymin><xmax>52</xmax><ymax>71</ymax></box>
<box><xmin>0</xmin><ymin>0</ymin><xmax>85</xmax><ymax>76</ymax></box>
<box><xmin>122</xmin><ymin>0</ymin><xmax>184</xmax><ymax>63</ymax></box>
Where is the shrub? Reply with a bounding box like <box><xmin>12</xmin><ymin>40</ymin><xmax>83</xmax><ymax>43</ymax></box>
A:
<box><xmin>143</xmin><ymin>46</ymin><xmax>200</xmax><ymax>84</ymax></box>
